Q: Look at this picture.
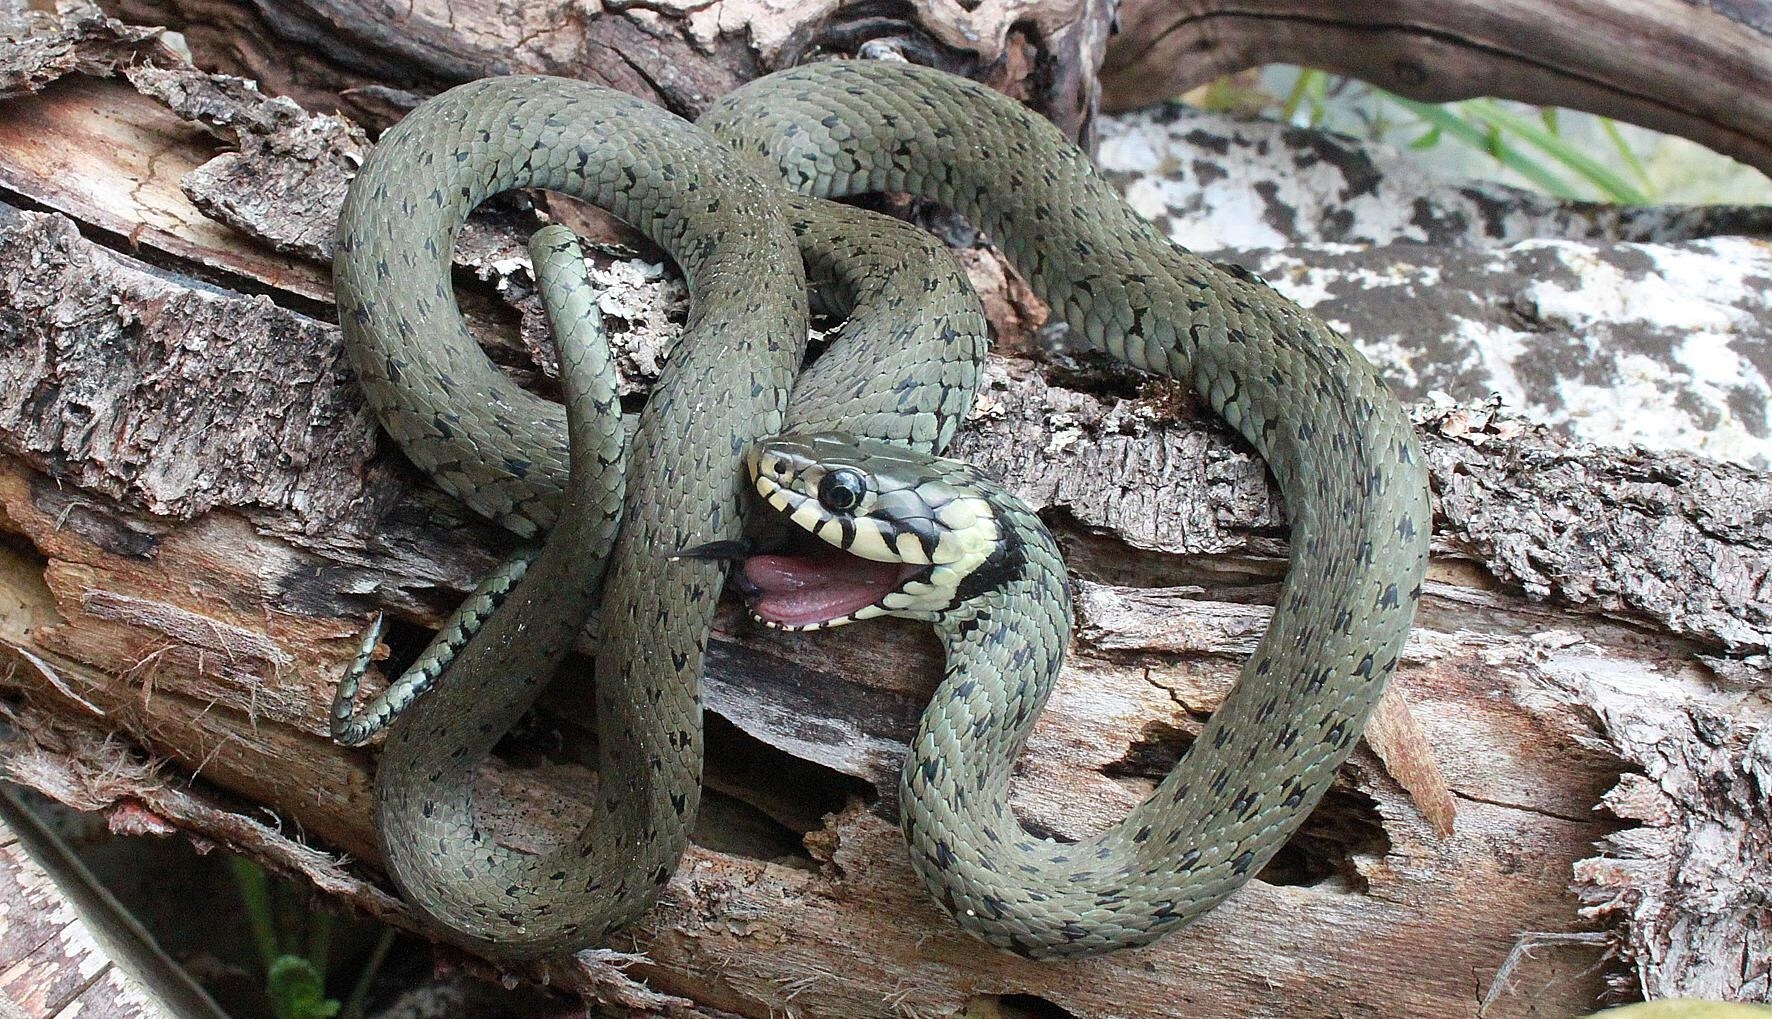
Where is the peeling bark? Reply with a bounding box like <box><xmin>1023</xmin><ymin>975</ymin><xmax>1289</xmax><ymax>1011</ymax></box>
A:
<box><xmin>0</xmin><ymin>6</ymin><xmax>1766</xmax><ymax>1017</ymax></box>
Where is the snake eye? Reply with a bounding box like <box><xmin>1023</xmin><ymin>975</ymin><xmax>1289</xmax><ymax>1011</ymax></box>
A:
<box><xmin>816</xmin><ymin>469</ymin><xmax>867</xmax><ymax>514</ymax></box>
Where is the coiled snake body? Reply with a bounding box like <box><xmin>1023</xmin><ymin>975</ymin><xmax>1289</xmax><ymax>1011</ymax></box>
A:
<box><xmin>334</xmin><ymin>61</ymin><xmax>1430</xmax><ymax>959</ymax></box>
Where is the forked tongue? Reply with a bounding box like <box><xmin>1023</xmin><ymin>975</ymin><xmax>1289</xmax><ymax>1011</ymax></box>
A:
<box><xmin>743</xmin><ymin>544</ymin><xmax>905</xmax><ymax>627</ymax></box>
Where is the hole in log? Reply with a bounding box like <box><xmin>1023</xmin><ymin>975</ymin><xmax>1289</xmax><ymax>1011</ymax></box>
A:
<box><xmin>359</xmin><ymin>625</ymin><xmax>836</xmax><ymax>870</ymax></box>
<box><xmin>1101</xmin><ymin>719</ymin><xmax>1194</xmax><ymax>779</ymax></box>
<box><xmin>0</xmin><ymin>527</ymin><xmax>49</xmax><ymax>571</ymax></box>
<box><xmin>1256</xmin><ymin>786</ymin><xmax>1389</xmax><ymax>891</ymax></box>
<box><xmin>698</xmin><ymin>712</ymin><xmax>872</xmax><ymax>866</ymax></box>
<box><xmin>369</xmin><ymin>613</ymin><xmax>439</xmax><ymax>682</ymax></box>
<box><xmin>968</xmin><ymin>992</ymin><xmax>1081</xmax><ymax>1019</ymax></box>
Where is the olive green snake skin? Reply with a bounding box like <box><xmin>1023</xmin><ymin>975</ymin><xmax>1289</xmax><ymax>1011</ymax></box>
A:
<box><xmin>332</xmin><ymin>60</ymin><xmax>1431</xmax><ymax>960</ymax></box>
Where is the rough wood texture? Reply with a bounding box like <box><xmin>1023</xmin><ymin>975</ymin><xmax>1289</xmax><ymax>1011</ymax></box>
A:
<box><xmin>1102</xmin><ymin>0</ymin><xmax>1772</xmax><ymax>177</ymax></box>
<box><xmin>0</xmin><ymin>789</ymin><xmax>227</xmax><ymax>1019</ymax></box>
<box><xmin>95</xmin><ymin>0</ymin><xmax>1115</xmax><ymax>142</ymax></box>
<box><xmin>0</xmin><ymin>6</ymin><xmax>1766</xmax><ymax>1018</ymax></box>
<box><xmin>0</xmin><ymin>818</ymin><xmax>168</xmax><ymax>1018</ymax></box>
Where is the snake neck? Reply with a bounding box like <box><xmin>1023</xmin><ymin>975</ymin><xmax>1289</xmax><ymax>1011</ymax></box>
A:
<box><xmin>906</xmin><ymin>466</ymin><xmax>1423</xmax><ymax>960</ymax></box>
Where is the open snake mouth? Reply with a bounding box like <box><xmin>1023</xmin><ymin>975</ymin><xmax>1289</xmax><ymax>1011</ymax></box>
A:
<box><xmin>715</xmin><ymin>432</ymin><xmax>1000</xmax><ymax>631</ymax></box>
<box><xmin>740</xmin><ymin>537</ymin><xmax>928</xmax><ymax>630</ymax></box>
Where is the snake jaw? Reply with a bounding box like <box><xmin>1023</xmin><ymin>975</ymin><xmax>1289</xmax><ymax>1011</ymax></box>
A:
<box><xmin>741</xmin><ymin>433</ymin><xmax>1003</xmax><ymax>629</ymax></box>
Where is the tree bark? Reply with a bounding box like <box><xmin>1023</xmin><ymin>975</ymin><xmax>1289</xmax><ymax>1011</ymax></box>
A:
<box><xmin>0</xmin><ymin>4</ymin><xmax>1767</xmax><ymax>1017</ymax></box>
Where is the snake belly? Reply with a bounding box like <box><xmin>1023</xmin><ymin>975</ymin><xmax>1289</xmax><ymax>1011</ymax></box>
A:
<box><xmin>334</xmin><ymin>75</ymin><xmax>986</xmax><ymax>953</ymax></box>
<box><xmin>701</xmin><ymin>60</ymin><xmax>1433</xmax><ymax>958</ymax></box>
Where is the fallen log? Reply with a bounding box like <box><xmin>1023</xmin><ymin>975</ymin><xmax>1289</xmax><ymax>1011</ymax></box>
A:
<box><xmin>0</xmin><ymin>7</ymin><xmax>1766</xmax><ymax>1017</ymax></box>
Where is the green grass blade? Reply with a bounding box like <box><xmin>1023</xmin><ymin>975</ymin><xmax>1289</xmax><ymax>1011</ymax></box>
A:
<box><xmin>1305</xmin><ymin>69</ymin><xmax>1328</xmax><ymax>127</ymax></box>
<box><xmin>228</xmin><ymin>855</ymin><xmax>281</xmax><ymax>972</ymax></box>
<box><xmin>1600</xmin><ymin>117</ymin><xmax>1655</xmax><ymax>192</ymax></box>
<box><xmin>1461</xmin><ymin>100</ymin><xmax>1650</xmax><ymax>203</ymax></box>
<box><xmin>1383</xmin><ymin>93</ymin><xmax>1584</xmax><ymax>200</ymax></box>
<box><xmin>1280</xmin><ymin>68</ymin><xmax>1320</xmax><ymax>123</ymax></box>
<box><xmin>341</xmin><ymin>929</ymin><xmax>397</xmax><ymax>1019</ymax></box>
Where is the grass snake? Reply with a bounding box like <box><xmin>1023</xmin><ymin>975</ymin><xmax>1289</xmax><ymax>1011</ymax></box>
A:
<box><xmin>332</xmin><ymin>60</ymin><xmax>1431</xmax><ymax>960</ymax></box>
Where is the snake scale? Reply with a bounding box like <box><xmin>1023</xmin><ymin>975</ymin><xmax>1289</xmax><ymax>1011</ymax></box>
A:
<box><xmin>333</xmin><ymin>60</ymin><xmax>1430</xmax><ymax>960</ymax></box>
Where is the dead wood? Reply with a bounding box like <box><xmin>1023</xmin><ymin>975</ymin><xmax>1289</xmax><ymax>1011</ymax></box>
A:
<box><xmin>0</xmin><ymin>6</ymin><xmax>1766</xmax><ymax>1018</ymax></box>
<box><xmin>1102</xmin><ymin>0</ymin><xmax>1772</xmax><ymax>178</ymax></box>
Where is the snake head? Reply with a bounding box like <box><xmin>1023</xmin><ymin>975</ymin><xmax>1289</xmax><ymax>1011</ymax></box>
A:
<box><xmin>739</xmin><ymin>432</ymin><xmax>1002</xmax><ymax>631</ymax></box>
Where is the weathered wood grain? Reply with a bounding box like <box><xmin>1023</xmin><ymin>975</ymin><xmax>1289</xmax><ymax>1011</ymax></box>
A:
<box><xmin>0</xmin><ymin>787</ymin><xmax>229</xmax><ymax>1019</ymax></box>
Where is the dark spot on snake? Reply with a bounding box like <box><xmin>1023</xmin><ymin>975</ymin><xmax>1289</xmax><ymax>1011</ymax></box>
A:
<box><xmin>1233</xmin><ymin>788</ymin><xmax>1256</xmax><ymax>818</ymax></box>
<box><xmin>1378</xmin><ymin>584</ymin><xmax>1400</xmax><ymax>610</ymax></box>
<box><xmin>1231</xmin><ymin>850</ymin><xmax>1255</xmax><ymax>875</ymax></box>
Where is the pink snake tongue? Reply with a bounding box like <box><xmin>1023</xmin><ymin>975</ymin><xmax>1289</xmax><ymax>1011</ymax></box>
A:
<box><xmin>743</xmin><ymin>548</ymin><xmax>906</xmax><ymax>627</ymax></box>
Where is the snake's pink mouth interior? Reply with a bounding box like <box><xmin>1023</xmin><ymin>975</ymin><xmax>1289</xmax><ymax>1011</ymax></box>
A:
<box><xmin>742</xmin><ymin>544</ymin><xmax>918</xmax><ymax>627</ymax></box>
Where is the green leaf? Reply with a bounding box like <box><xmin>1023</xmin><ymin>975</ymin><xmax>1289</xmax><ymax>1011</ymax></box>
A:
<box><xmin>1539</xmin><ymin>106</ymin><xmax>1559</xmax><ymax>133</ymax></box>
<box><xmin>1408</xmin><ymin>125</ymin><xmax>1442</xmax><ymax>150</ymax></box>
<box><xmin>268</xmin><ymin>956</ymin><xmax>341</xmax><ymax>1019</ymax></box>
